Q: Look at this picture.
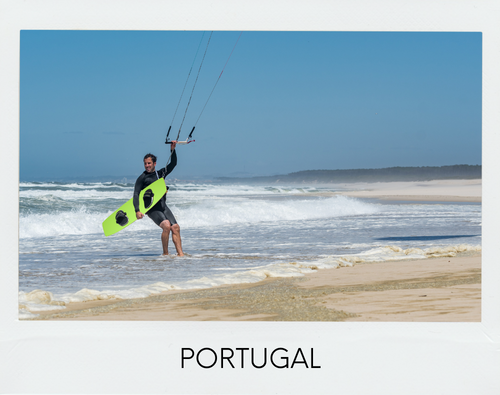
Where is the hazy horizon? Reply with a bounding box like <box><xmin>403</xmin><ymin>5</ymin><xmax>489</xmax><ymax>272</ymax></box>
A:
<box><xmin>20</xmin><ymin>163</ymin><xmax>482</xmax><ymax>184</ymax></box>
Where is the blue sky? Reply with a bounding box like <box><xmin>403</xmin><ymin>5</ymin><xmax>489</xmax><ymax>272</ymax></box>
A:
<box><xmin>20</xmin><ymin>31</ymin><xmax>482</xmax><ymax>181</ymax></box>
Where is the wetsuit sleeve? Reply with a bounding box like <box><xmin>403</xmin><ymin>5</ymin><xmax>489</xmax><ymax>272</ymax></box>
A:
<box><xmin>133</xmin><ymin>174</ymin><xmax>144</xmax><ymax>212</ymax></box>
<box><xmin>164</xmin><ymin>149</ymin><xmax>177</xmax><ymax>177</ymax></box>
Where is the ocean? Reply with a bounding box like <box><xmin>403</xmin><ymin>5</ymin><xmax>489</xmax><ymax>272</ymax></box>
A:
<box><xmin>18</xmin><ymin>180</ymin><xmax>482</xmax><ymax>318</ymax></box>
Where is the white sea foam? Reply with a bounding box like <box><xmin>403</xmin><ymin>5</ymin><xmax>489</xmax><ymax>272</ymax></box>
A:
<box><xmin>19</xmin><ymin>195</ymin><xmax>378</xmax><ymax>238</ymax></box>
<box><xmin>19</xmin><ymin>243</ymin><xmax>481</xmax><ymax>316</ymax></box>
<box><xmin>20</xmin><ymin>181</ymin><xmax>130</xmax><ymax>189</ymax></box>
<box><xmin>20</xmin><ymin>188</ymin><xmax>132</xmax><ymax>201</ymax></box>
<box><xmin>176</xmin><ymin>195</ymin><xmax>378</xmax><ymax>228</ymax></box>
<box><xmin>19</xmin><ymin>309</ymin><xmax>40</xmax><ymax>319</ymax></box>
<box><xmin>169</xmin><ymin>183</ymin><xmax>334</xmax><ymax>197</ymax></box>
<box><xmin>313</xmin><ymin>244</ymin><xmax>482</xmax><ymax>268</ymax></box>
<box><xmin>20</xmin><ymin>181</ymin><xmax>333</xmax><ymax>198</ymax></box>
<box><xmin>18</xmin><ymin>290</ymin><xmax>66</xmax><ymax>314</ymax></box>
<box><xmin>19</xmin><ymin>181</ymin><xmax>350</xmax><ymax>238</ymax></box>
<box><xmin>20</xmin><ymin>207</ymin><xmax>115</xmax><ymax>238</ymax></box>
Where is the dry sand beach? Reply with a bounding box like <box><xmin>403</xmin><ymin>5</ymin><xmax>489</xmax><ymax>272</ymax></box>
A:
<box><xmin>30</xmin><ymin>179</ymin><xmax>481</xmax><ymax>322</ymax></box>
<box><xmin>337</xmin><ymin>179</ymin><xmax>481</xmax><ymax>202</ymax></box>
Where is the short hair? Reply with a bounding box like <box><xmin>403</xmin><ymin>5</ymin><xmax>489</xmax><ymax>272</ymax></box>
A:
<box><xmin>144</xmin><ymin>153</ymin><xmax>157</xmax><ymax>163</ymax></box>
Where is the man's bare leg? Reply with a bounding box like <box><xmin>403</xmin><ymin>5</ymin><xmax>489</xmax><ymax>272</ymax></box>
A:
<box><xmin>171</xmin><ymin>223</ymin><xmax>184</xmax><ymax>257</ymax></box>
<box><xmin>159</xmin><ymin>220</ymin><xmax>171</xmax><ymax>255</ymax></box>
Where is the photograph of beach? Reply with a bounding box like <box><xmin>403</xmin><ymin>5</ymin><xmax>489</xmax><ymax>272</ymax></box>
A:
<box><xmin>19</xmin><ymin>30</ymin><xmax>482</xmax><ymax>322</ymax></box>
<box><xmin>3</xmin><ymin>1</ymin><xmax>500</xmax><ymax>394</ymax></box>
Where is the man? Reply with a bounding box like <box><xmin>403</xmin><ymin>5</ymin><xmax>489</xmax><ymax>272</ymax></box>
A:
<box><xmin>133</xmin><ymin>141</ymin><xmax>184</xmax><ymax>256</ymax></box>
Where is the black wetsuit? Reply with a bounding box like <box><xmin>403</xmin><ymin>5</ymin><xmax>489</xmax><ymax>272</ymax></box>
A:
<box><xmin>133</xmin><ymin>150</ymin><xmax>177</xmax><ymax>226</ymax></box>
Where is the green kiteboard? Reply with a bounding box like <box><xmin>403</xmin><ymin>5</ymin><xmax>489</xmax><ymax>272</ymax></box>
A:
<box><xmin>102</xmin><ymin>178</ymin><xmax>167</xmax><ymax>236</ymax></box>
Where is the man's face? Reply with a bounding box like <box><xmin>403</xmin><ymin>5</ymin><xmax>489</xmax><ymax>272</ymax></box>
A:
<box><xmin>144</xmin><ymin>158</ymin><xmax>156</xmax><ymax>173</ymax></box>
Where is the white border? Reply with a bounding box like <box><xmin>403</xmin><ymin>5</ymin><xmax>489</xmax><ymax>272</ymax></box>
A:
<box><xmin>1</xmin><ymin>1</ymin><xmax>499</xmax><ymax>393</ymax></box>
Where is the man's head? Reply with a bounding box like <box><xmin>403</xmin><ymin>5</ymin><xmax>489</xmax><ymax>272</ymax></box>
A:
<box><xmin>143</xmin><ymin>153</ymin><xmax>157</xmax><ymax>173</ymax></box>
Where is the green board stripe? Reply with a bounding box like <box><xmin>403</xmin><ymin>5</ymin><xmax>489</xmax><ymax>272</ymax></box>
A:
<box><xmin>102</xmin><ymin>178</ymin><xmax>167</xmax><ymax>236</ymax></box>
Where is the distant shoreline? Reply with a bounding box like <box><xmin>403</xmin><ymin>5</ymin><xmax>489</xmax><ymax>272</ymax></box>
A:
<box><xmin>216</xmin><ymin>165</ymin><xmax>481</xmax><ymax>184</ymax></box>
<box><xmin>20</xmin><ymin>164</ymin><xmax>481</xmax><ymax>184</ymax></box>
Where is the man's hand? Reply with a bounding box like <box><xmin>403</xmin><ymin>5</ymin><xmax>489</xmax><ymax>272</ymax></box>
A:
<box><xmin>136</xmin><ymin>211</ymin><xmax>144</xmax><ymax>220</ymax></box>
<box><xmin>171</xmin><ymin>140</ymin><xmax>177</xmax><ymax>151</ymax></box>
